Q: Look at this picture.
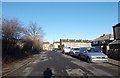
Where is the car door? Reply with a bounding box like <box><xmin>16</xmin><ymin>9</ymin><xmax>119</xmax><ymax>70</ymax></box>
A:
<box><xmin>81</xmin><ymin>48</ymin><xmax>87</xmax><ymax>59</ymax></box>
<box><xmin>79</xmin><ymin>48</ymin><xmax>85</xmax><ymax>59</ymax></box>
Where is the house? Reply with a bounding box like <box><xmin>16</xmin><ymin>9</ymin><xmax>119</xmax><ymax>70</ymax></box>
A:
<box><xmin>91</xmin><ymin>34</ymin><xmax>114</xmax><ymax>54</ymax></box>
<box><xmin>49</xmin><ymin>44</ymin><xmax>54</xmax><ymax>50</ymax></box>
<box><xmin>108</xmin><ymin>23</ymin><xmax>120</xmax><ymax>60</ymax></box>
<box><xmin>109</xmin><ymin>23</ymin><xmax>120</xmax><ymax>49</ymax></box>
<box><xmin>60</xmin><ymin>39</ymin><xmax>91</xmax><ymax>48</ymax></box>
<box><xmin>42</xmin><ymin>42</ymin><xmax>50</xmax><ymax>50</ymax></box>
<box><xmin>53</xmin><ymin>41</ymin><xmax>60</xmax><ymax>49</ymax></box>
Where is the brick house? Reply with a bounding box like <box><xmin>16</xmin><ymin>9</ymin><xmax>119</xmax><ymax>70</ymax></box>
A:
<box><xmin>53</xmin><ymin>41</ymin><xmax>60</xmax><ymax>49</ymax></box>
<box><xmin>60</xmin><ymin>39</ymin><xmax>91</xmax><ymax>48</ymax></box>
<box><xmin>108</xmin><ymin>23</ymin><xmax>120</xmax><ymax>60</ymax></box>
<box><xmin>91</xmin><ymin>34</ymin><xmax>114</xmax><ymax>54</ymax></box>
<box><xmin>42</xmin><ymin>42</ymin><xmax>50</xmax><ymax>50</ymax></box>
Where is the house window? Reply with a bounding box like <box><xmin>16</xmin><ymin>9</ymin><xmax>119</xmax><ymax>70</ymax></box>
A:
<box><xmin>102</xmin><ymin>41</ymin><xmax>105</xmax><ymax>44</ymax></box>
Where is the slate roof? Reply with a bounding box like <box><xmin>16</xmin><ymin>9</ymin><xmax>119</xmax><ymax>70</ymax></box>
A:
<box><xmin>113</xmin><ymin>23</ymin><xmax>120</xmax><ymax>27</ymax></box>
<box><xmin>60</xmin><ymin>39</ymin><xmax>91</xmax><ymax>42</ymax></box>
<box><xmin>43</xmin><ymin>42</ymin><xmax>49</xmax><ymax>44</ymax></box>
<box><xmin>93</xmin><ymin>34</ymin><xmax>114</xmax><ymax>41</ymax></box>
<box><xmin>54</xmin><ymin>41</ymin><xmax>60</xmax><ymax>43</ymax></box>
<box><xmin>109</xmin><ymin>40</ymin><xmax>120</xmax><ymax>45</ymax></box>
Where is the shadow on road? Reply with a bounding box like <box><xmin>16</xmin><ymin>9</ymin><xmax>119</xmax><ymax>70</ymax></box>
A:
<box><xmin>43</xmin><ymin>68</ymin><xmax>52</xmax><ymax>78</ymax></box>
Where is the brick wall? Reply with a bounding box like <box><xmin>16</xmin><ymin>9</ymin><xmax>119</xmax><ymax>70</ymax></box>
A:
<box><xmin>108</xmin><ymin>49</ymin><xmax>120</xmax><ymax>61</ymax></box>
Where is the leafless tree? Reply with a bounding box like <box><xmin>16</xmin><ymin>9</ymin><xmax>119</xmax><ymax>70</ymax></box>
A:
<box><xmin>2</xmin><ymin>18</ymin><xmax>26</xmax><ymax>63</ymax></box>
<box><xmin>24</xmin><ymin>22</ymin><xmax>44</xmax><ymax>40</ymax></box>
<box><xmin>2</xmin><ymin>18</ymin><xmax>24</xmax><ymax>39</ymax></box>
<box><xmin>24</xmin><ymin>22</ymin><xmax>44</xmax><ymax>52</ymax></box>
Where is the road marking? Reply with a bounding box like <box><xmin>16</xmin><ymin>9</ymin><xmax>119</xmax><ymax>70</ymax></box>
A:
<box><xmin>41</xmin><ymin>58</ymin><xmax>48</xmax><ymax>62</ymax></box>
<box><xmin>66</xmin><ymin>69</ymin><xmax>84</xmax><ymax>76</ymax></box>
<box><xmin>51</xmin><ymin>68</ymin><xmax>56</xmax><ymax>76</ymax></box>
<box><xmin>23</xmin><ymin>67</ymin><xmax>33</xmax><ymax>76</ymax></box>
<box><xmin>32</xmin><ymin>59</ymin><xmax>40</xmax><ymax>64</ymax></box>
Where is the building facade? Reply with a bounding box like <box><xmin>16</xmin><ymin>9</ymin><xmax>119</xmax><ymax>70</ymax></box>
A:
<box><xmin>91</xmin><ymin>34</ymin><xmax>114</xmax><ymax>54</ymax></box>
<box><xmin>42</xmin><ymin>42</ymin><xmax>50</xmax><ymax>50</ymax></box>
<box><xmin>109</xmin><ymin>23</ymin><xmax>120</xmax><ymax>49</ymax></box>
<box><xmin>108</xmin><ymin>23</ymin><xmax>120</xmax><ymax>60</ymax></box>
<box><xmin>53</xmin><ymin>41</ymin><xmax>60</xmax><ymax>49</ymax></box>
<box><xmin>60</xmin><ymin>39</ymin><xmax>91</xmax><ymax>48</ymax></box>
<box><xmin>113</xmin><ymin>23</ymin><xmax>120</xmax><ymax>40</ymax></box>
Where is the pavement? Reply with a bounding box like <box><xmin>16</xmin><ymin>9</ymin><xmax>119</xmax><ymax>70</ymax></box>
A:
<box><xmin>2</xmin><ymin>50</ymin><xmax>120</xmax><ymax>77</ymax></box>
<box><xmin>108</xmin><ymin>58</ymin><xmax>120</xmax><ymax>67</ymax></box>
<box><xmin>2</xmin><ymin>52</ymin><xmax>42</xmax><ymax>76</ymax></box>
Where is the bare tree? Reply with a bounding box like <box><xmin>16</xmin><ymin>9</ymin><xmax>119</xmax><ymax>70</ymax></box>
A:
<box><xmin>2</xmin><ymin>18</ymin><xmax>26</xmax><ymax>63</ymax></box>
<box><xmin>24</xmin><ymin>22</ymin><xmax>44</xmax><ymax>41</ymax></box>
<box><xmin>24</xmin><ymin>22</ymin><xmax>44</xmax><ymax>52</ymax></box>
<box><xmin>2</xmin><ymin>18</ymin><xmax>24</xmax><ymax>39</ymax></box>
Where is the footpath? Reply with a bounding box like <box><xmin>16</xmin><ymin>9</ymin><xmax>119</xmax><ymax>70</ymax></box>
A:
<box><xmin>2</xmin><ymin>52</ymin><xmax>42</xmax><ymax>77</ymax></box>
<box><xmin>108</xmin><ymin>58</ymin><xmax>120</xmax><ymax>67</ymax></box>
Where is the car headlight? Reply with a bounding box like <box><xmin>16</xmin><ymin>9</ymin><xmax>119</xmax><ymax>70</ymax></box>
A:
<box><xmin>105</xmin><ymin>56</ymin><xmax>108</xmax><ymax>58</ymax></box>
<box><xmin>91</xmin><ymin>56</ymin><xmax>96</xmax><ymax>59</ymax></box>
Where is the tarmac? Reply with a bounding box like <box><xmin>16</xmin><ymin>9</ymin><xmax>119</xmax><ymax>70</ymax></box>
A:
<box><xmin>2</xmin><ymin>51</ymin><xmax>120</xmax><ymax>77</ymax></box>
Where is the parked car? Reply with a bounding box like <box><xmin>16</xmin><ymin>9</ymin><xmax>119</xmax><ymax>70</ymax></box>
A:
<box><xmin>49</xmin><ymin>48</ymin><xmax>53</xmax><ymax>51</ymax></box>
<box><xmin>69</xmin><ymin>48</ymin><xmax>80</xmax><ymax>57</ymax></box>
<box><xmin>78</xmin><ymin>47</ymin><xmax>108</xmax><ymax>63</ymax></box>
<box><xmin>52</xmin><ymin>48</ymin><xmax>57</xmax><ymax>51</ymax></box>
<box><xmin>62</xmin><ymin>47</ymin><xmax>71</xmax><ymax>54</ymax></box>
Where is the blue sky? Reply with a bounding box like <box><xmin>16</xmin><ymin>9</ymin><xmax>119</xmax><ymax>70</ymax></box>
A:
<box><xmin>2</xmin><ymin>2</ymin><xmax>118</xmax><ymax>43</ymax></box>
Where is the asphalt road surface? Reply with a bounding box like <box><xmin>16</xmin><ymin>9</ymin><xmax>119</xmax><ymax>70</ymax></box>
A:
<box><xmin>4</xmin><ymin>50</ymin><xmax>120</xmax><ymax>77</ymax></box>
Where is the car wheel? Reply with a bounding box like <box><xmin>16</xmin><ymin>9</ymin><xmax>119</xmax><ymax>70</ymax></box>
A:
<box><xmin>62</xmin><ymin>51</ymin><xmax>64</xmax><ymax>54</ymax></box>
<box><xmin>87</xmin><ymin>57</ymin><xmax>91</xmax><ymax>63</ymax></box>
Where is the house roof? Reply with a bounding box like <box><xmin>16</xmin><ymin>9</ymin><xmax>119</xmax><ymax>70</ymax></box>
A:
<box><xmin>93</xmin><ymin>34</ymin><xmax>114</xmax><ymax>41</ymax></box>
<box><xmin>109</xmin><ymin>40</ymin><xmax>120</xmax><ymax>45</ymax></box>
<box><xmin>113</xmin><ymin>23</ymin><xmax>120</xmax><ymax>27</ymax></box>
<box><xmin>60</xmin><ymin>39</ymin><xmax>91</xmax><ymax>42</ymax></box>
<box><xmin>43</xmin><ymin>42</ymin><xmax>49</xmax><ymax>44</ymax></box>
<box><xmin>54</xmin><ymin>41</ymin><xmax>60</xmax><ymax>43</ymax></box>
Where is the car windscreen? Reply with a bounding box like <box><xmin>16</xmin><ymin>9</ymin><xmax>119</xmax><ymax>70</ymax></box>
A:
<box><xmin>87</xmin><ymin>48</ymin><xmax>101</xmax><ymax>53</ymax></box>
<box><xmin>73</xmin><ymin>48</ymin><xmax>80</xmax><ymax>50</ymax></box>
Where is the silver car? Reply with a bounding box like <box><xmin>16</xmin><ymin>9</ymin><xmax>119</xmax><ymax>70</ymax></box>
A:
<box><xmin>69</xmin><ymin>48</ymin><xmax>80</xmax><ymax>57</ymax></box>
<box><xmin>78</xmin><ymin>47</ymin><xmax>108</xmax><ymax>63</ymax></box>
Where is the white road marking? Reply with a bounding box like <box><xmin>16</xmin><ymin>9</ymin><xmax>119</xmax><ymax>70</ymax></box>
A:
<box><xmin>51</xmin><ymin>68</ymin><xmax>56</xmax><ymax>76</ymax></box>
<box><xmin>23</xmin><ymin>67</ymin><xmax>33</xmax><ymax>76</ymax></box>
<box><xmin>41</xmin><ymin>58</ymin><xmax>48</xmax><ymax>62</ymax></box>
<box><xmin>66</xmin><ymin>69</ymin><xmax>84</xmax><ymax>76</ymax></box>
<box><xmin>32</xmin><ymin>59</ymin><xmax>40</xmax><ymax>64</ymax></box>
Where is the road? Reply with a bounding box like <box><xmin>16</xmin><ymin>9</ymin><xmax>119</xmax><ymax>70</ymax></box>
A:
<box><xmin>4</xmin><ymin>50</ymin><xmax>120</xmax><ymax>77</ymax></box>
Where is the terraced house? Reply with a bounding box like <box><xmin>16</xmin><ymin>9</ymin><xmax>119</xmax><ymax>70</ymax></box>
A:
<box><xmin>91</xmin><ymin>34</ymin><xmax>114</xmax><ymax>55</ymax></box>
<box><xmin>109</xmin><ymin>23</ymin><xmax>120</xmax><ymax>60</ymax></box>
<box><xmin>42</xmin><ymin>42</ymin><xmax>50</xmax><ymax>50</ymax></box>
<box><xmin>53</xmin><ymin>41</ymin><xmax>60</xmax><ymax>49</ymax></box>
<box><xmin>60</xmin><ymin>39</ymin><xmax>91</xmax><ymax>48</ymax></box>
